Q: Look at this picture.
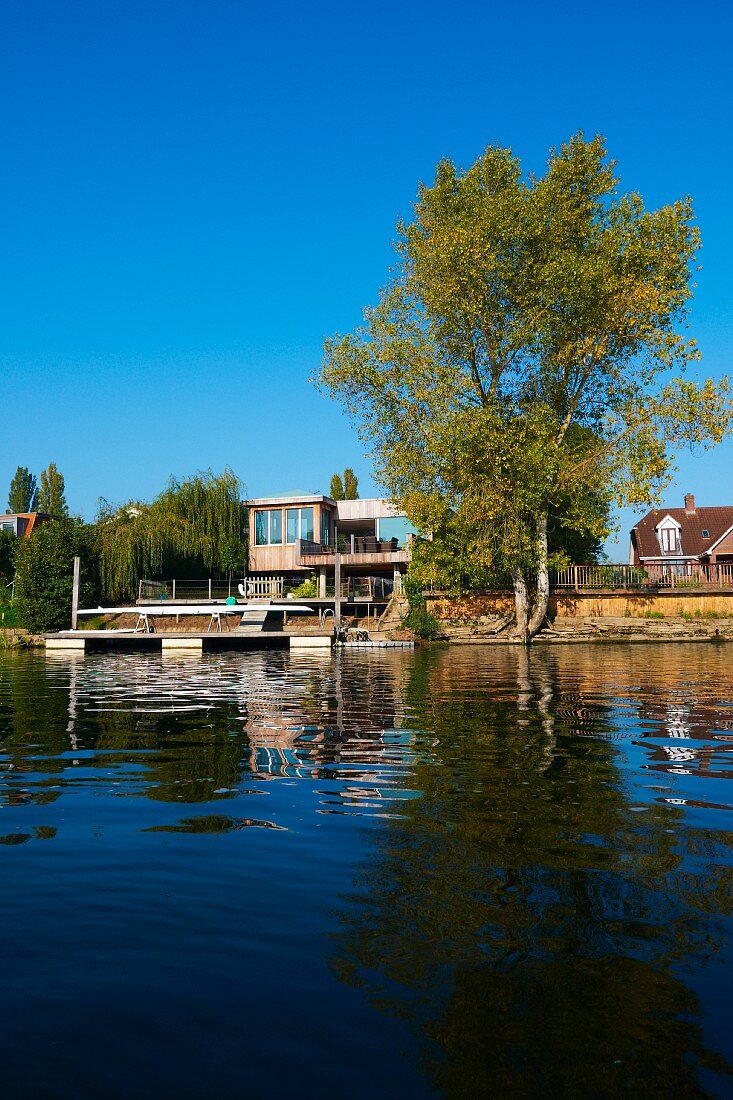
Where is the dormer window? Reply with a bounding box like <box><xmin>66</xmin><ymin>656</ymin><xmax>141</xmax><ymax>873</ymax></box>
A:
<box><xmin>702</xmin><ymin>529</ymin><xmax>710</xmax><ymax>539</ymax></box>
<box><xmin>659</xmin><ymin>527</ymin><xmax>679</xmax><ymax>552</ymax></box>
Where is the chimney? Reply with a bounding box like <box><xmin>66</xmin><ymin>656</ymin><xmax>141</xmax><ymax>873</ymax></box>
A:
<box><xmin>684</xmin><ymin>493</ymin><xmax>696</xmax><ymax>514</ymax></box>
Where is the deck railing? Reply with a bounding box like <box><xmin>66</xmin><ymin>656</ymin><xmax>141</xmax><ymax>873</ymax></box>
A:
<box><xmin>552</xmin><ymin>563</ymin><xmax>733</xmax><ymax>590</ymax></box>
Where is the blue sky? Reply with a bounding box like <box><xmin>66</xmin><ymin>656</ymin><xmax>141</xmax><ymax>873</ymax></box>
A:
<box><xmin>1</xmin><ymin>0</ymin><xmax>731</xmax><ymax>555</ymax></box>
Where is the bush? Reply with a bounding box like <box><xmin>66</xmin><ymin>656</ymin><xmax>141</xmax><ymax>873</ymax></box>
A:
<box><xmin>0</xmin><ymin>529</ymin><xmax>15</xmax><ymax>587</ymax></box>
<box><xmin>290</xmin><ymin>576</ymin><xmax>318</xmax><ymax>598</ymax></box>
<box><xmin>14</xmin><ymin>520</ymin><xmax>98</xmax><ymax>633</ymax></box>
<box><xmin>0</xmin><ymin>603</ymin><xmax>19</xmax><ymax>628</ymax></box>
<box><xmin>403</xmin><ymin>573</ymin><xmax>426</xmax><ymax>610</ymax></box>
<box><xmin>400</xmin><ymin>607</ymin><xmax>441</xmax><ymax>639</ymax></box>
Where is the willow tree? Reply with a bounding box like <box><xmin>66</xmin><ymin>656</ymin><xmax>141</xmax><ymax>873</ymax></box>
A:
<box><xmin>95</xmin><ymin>469</ymin><xmax>245</xmax><ymax>601</ymax></box>
<box><xmin>319</xmin><ymin>134</ymin><xmax>732</xmax><ymax>639</ymax></box>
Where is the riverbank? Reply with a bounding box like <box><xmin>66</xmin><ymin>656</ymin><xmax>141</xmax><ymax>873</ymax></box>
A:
<box><xmin>431</xmin><ymin>616</ymin><xmax>733</xmax><ymax>644</ymax></box>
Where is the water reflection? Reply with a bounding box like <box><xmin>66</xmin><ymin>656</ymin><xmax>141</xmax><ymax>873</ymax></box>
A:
<box><xmin>1</xmin><ymin>645</ymin><xmax>733</xmax><ymax>1097</ymax></box>
<box><xmin>328</xmin><ymin>646</ymin><xmax>733</xmax><ymax>1097</ymax></box>
<box><xmin>0</xmin><ymin>650</ymin><xmax>435</xmax><ymax>820</ymax></box>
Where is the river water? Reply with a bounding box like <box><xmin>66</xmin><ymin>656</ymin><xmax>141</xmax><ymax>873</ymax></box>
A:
<box><xmin>1</xmin><ymin>644</ymin><xmax>732</xmax><ymax>1098</ymax></box>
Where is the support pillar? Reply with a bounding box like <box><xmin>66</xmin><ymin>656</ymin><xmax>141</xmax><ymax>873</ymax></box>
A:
<box><xmin>334</xmin><ymin>552</ymin><xmax>342</xmax><ymax>631</ymax></box>
<box><xmin>161</xmin><ymin>637</ymin><xmax>203</xmax><ymax>652</ymax></box>
<box><xmin>318</xmin><ymin>568</ymin><xmax>327</xmax><ymax>599</ymax></box>
<box><xmin>46</xmin><ymin>637</ymin><xmax>86</xmax><ymax>651</ymax></box>
<box><xmin>71</xmin><ymin>556</ymin><xmax>80</xmax><ymax>629</ymax></box>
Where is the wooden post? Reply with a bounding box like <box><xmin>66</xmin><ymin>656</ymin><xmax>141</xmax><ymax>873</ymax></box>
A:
<box><xmin>208</xmin><ymin>578</ymin><xmax>212</xmax><ymax>601</ymax></box>
<box><xmin>172</xmin><ymin>579</ymin><xmax>176</xmax><ymax>601</ymax></box>
<box><xmin>334</xmin><ymin>552</ymin><xmax>341</xmax><ymax>631</ymax></box>
<box><xmin>71</xmin><ymin>556</ymin><xmax>80</xmax><ymax>630</ymax></box>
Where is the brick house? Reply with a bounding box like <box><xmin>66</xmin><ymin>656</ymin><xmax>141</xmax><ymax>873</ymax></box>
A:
<box><xmin>629</xmin><ymin>495</ymin><xmax>733</xmax><ymax>572</ymax></box>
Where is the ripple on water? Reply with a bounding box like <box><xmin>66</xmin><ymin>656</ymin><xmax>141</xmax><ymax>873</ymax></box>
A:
<box><xmin>1</xmin><ymin>643</ymin><xmax>733</xmax><ymax>1097</ymax></box>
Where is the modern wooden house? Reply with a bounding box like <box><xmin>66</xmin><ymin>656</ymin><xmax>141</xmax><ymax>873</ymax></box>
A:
<box><xmin>630</xmin><ymin>495</ymin><xmax>733</xmax><ymax>581</ymax></box>
<box><xmin>0</xmin><ymin>512</ymin><xmax>52</xmax><ymax>538</ymax></box>
<box><xmin>246</xmin><ymin>493</ymin><xmax>417</xmax><ymax>597</ymax></box>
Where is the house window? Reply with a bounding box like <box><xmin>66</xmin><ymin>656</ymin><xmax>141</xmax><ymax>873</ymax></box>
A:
<box><xmin>702</xmin><ymin>529</ymin><xmax>710</xmax><ymax>538</ymax></box>
<box><xmin>284</xmin><ymin>507</ymin><xmax>316</xmax><ymax>544</ymax></box>
<box><xmin>659</xmin><ymin>527</ymin><xmax>679</xmax><ymax>553</ymax></box>
<box><xmin>254</xmin><ymin>509</ymin><xmax>283</xmax><ymax>545</ymax></box>
<box><xmin>286</xmin><ymin>509</ymin><xmax>299</xmax><ymax>544</ymax></box>
<box><xmin>300</xmin><ymin>507</ymin><xmax>314</xmax><ymax>542</ymax></box>
<box><xmin>320</xmin><ymin>510</ymin><xmax>330</xmax><ymax>546</ymax></box>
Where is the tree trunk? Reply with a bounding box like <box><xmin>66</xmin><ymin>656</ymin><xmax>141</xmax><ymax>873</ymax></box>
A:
<box><xmin>511</xmin><ymin>567</ymin><xmax>530</xmax><ymax>642</ymax></box>
<box><xmin>528</xmin><ymin>511</ymin><xmax>550</xmax><ymax>639</ymax></box>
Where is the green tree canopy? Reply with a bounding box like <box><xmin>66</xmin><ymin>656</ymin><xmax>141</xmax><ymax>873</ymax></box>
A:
<box><xmin>8</xmin><ymin>466</ymin><xmax>37</xmax><ymax>512</ymax></box>
<box><xmin>37</xmin><ymin>463</ymin><xmax>68</xmax><ymax>516</ymax></box>
<box><xmin>320</xmin><ymin>133</ymin><xmax>732</xmax><ymax>638</ymax></box>
<box><xmin>329</xmin><ymin>468</ymin><xmax>359</xmax><ymax>500</ymax></box>
<box><xmin>343</xmin><ymin>467</ymin><xmax>359</xmax><ymax>499</ymax></box>
<box><xmin>0</xmin><ymin>530</ymin><xmax>15</xmax><ymax>586</ymax></box>
<box><xmin>14</xmin><ymin>519</ymin><xmax>97</xmax><ymax>633</ymax></box>
<box><xmin>94</xmin><ymin>468</ymin><xmax>245</xmax><ymax>601</ymax></box>
<box><xmin>329</xmin><ymin>472</ymin><xmax>345</xmax><ymax>500</ymax></box>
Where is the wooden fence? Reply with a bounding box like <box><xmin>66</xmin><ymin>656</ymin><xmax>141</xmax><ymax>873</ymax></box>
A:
<box><xmin>553</xmin><ymin>563</ymin><xmax>733</xmax><ymax>590</ymax></box>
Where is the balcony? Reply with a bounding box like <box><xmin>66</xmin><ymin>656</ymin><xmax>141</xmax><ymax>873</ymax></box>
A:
<box><xmin>296</xmin><ymin>537</ymin><xmax>410</xmax><ymax>568</ymax></box>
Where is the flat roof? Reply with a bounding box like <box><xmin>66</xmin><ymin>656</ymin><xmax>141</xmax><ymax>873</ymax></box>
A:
<box><xmin>245</xmin><ymin>494</ymin><xmax>336</xmax><ymax>507</ymax></box>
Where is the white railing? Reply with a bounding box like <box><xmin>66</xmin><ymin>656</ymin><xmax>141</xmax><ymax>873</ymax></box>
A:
<box><xmin>552</xmin><ymin>563</ymin><xmax>733</xmax><ymax>590</ymax></box>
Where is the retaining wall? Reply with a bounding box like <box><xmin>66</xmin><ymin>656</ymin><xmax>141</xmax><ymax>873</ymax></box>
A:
<box><xmin>425</xmin><ymin>589</ymin><xmax>733</xmax><ymax>621</ymax></box>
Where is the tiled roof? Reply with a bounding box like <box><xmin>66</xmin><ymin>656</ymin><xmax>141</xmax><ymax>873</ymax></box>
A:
<box><xmin>632</xmin><ymin>505</ymin><xmax>733</xmax><ymax>559</ymax></box>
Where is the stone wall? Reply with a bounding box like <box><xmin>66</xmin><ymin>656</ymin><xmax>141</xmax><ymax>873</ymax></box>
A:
<box><xmin>425</xmin><ymin>589</ymin><xmax>733</xmax><ymax>621</ymax></box>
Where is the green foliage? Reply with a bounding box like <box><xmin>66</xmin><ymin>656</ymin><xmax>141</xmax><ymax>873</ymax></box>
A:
<box><xmin>403</xmin><ymin>572</ymin><xmax>427</xmax><ymax>610</ymax></box>
<box><xmin>8</xmin><ymin>466</ymin><xmax>38</xmax><ymax>512</ymax></box>
<box><xmin>219</xmin><ymin>536</ymin><xmax>247</xmax><ymax>578</ymax></box>
<box><xmin>0</xmin><ymin>603</ymin><xmax>20</xmax><ymax>628</ymax></box>
<box><xmin>319</xmin><ymin>133</ymin><xmax>732</xmax><ymax>638</ymax></box>
<box><xmin>94</xmin><ymin>469</ymin><xmax>245</xmax><ymax>601</ymax></box>
<box><xmin>0</xmin><ymin>530</ymin><xmax>15</xmax><ymax>585</ymax></box>
<box><xmin>343</xmin><ymin>467</ymin><xmax>359</xmax><ymax>499</ymax></box>
<box><xmin>290</xmin><ymin>576</ymin><xmax>318</xmax><ymax>598</ymax></box>
<box><xmin>644</xmin><ymin>610</ymin><xmax>665</xmax><ymax>619</ymax></box>
<box><xmin>329</xmin><ymin>468</ymin><xmax>359</xmax><ymax>500</ymax></box>
<box><xmin>14</xmin><ymin>519</ymin><xmax>97</xmax><ymax>633</ymax></box>
<box><xmin>37</xmin><ymin>463</ymin><xmax>68</xmax><ymax>516</ymax></box>
<box><xmin>400</xmin><ymin>606</ymin><xmax>441</xmax><ymax>639</ymax></box>
<box><xmin>401</xmin><ymin>569</ymin><xmax>441</xmax><ymax>636</ymax></box>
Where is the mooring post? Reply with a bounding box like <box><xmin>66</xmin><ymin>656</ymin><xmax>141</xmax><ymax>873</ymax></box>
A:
<box><xmin>71</xmin><ymin>555</ymin><xmax>80</xmax><ymax>630</ymax></box>
<box><xmin>334</xmin><ymin>552</ymin><xmax>341</xmax><ymax>632</ymax></box>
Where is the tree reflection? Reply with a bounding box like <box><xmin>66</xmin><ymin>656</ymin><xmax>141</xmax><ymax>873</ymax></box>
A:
<box><xmin>331</xmin><ymin>646</ymin><xmax>733</xmax><ymax>1096</ymax></box>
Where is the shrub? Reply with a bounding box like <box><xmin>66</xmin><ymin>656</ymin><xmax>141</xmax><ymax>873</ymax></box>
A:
<box><xmin>644</xmin><ymin>610</ymin><xmax>665</xmax><ymax>619</ymax></box>
<box><xmin>290</xmin><ymin>576</ymin><xmax>318</xmax><ymax>598</ymax></box>
<box><xmin>14</xmin><ymin>520</ymin><xmax>98</xmax><ymax>633</ymax></box>
<box><xmin>400</xmin><ymin>607</ymin><xmax>440</xmax><ymax>639</ymax></box>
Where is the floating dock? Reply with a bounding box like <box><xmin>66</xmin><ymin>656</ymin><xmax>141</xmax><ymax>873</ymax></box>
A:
<box><xmin>45</xmin><ymin>631</ymin><xmax>334</xmax><ymax>653</ymax></box>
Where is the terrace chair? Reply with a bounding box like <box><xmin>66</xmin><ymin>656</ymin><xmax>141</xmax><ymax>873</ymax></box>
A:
<box><xmin>363</xmin><ymin>536</ymin><xmax>380</xmax><ymax>554</ymax></box>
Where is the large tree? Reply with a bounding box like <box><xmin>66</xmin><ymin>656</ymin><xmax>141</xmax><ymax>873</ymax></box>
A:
<box><xmin>37</xmin><ymin>462</ymin><xmax>68</xmax><ymax>516</ymax></box>
<box><xmin>14</xmin><ymin>519</ymin><xmax>97</xmax><ymax>633</ymax></box>
<box><xmin>8</xmin><ymin>466</ymin><xmax>37</xmax><ymax>512</ymax></box>
<box><xmin>320</xmin><ymin>134</ymin><xmax>732</xmax><ymax>639</ymax></box>
<box><xmin>343</xmin><ymin>467</ymin><xmax>359</xmax><ymax>499</ymax></box>
<box><xmin>94</xmin><ymin>468</ymin><xmax>245</xmax><ymax>601</ymax></box>
<box><xmin>329</xmin><ymin>468</ymin><xmax>360</xmax><ymax>500</ymax></box>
